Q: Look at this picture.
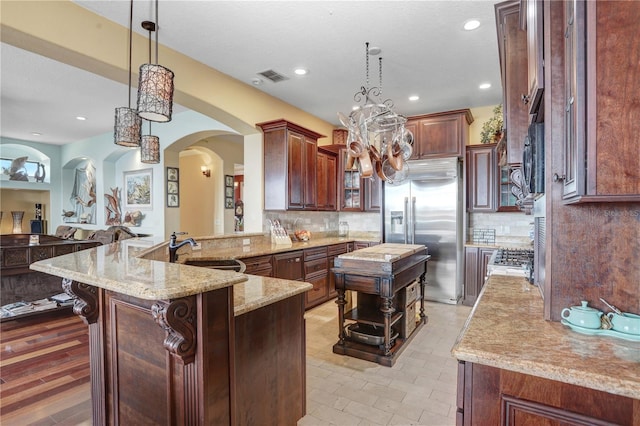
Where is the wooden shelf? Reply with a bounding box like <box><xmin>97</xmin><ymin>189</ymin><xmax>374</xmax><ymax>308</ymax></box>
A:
<box><xmin>344</xmin><ymin>307</ymin><xmax>403</xmax><ymax>328</ymax></box>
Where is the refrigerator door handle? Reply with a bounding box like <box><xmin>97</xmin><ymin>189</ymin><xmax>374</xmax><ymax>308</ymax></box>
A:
<box><xmin>411</xmin><ymin>197</ymin><xmax>417</xmax><ymax>244</ymax></box>
<box><xmin>403</xmin><ymin>197</ymin><xmax>409</xmax><ymax>244</ymax></box>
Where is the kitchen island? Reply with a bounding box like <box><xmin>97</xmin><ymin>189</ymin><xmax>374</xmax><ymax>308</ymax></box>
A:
<box><xmin>452</xmin><ymin>275</ymin><xmax>640</xmax><ymax>425</ymax></box>
<box><xmin>30</xmin><ymin>237</ymin><xmax>312</xmax><ymax>425</ymax></box>
<box><xmin>332</xmin><ymin>243</ymin><xmax>430</xmax><ymax>367</ymax></box>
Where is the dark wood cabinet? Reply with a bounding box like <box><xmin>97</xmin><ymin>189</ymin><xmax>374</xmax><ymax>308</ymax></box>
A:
<box><xmin>466</xmin><ymin>143</ymin><xmax>497</xmax><ymax>212</ymax></box>
<box><xmin>407</xmin><ymin>109</ymin><xmax>473</xmax><ymax>160</ymax></box>
<box><xmin>258</xmin><ymin>119</ymin><xmax>324</xmax><ymax>210</ymax></box>
<box><xmin>273</xmin><ymin>250</ymin><xmax>303</xmax><ymax>281</ymax></box>
<box><xmin>321</xmin><ymin>144</ymin><xmax>380</xmax><ymax>212</ymax></box>
<box><xmin>496</xmin><ymin>1</ymin><xmax>529</xmax><ymax>165</ymax></box>
<box><xmin>463</xmin><ymin>246</ymin><xmax>495</xmax><ymax>307</ymax></box>
<box><xmin>242</xmin><ymin>254</ymin><xmax>273</xmax><ymax>277</ymax></box>
<box><xmin>316</xmin><ymin>147</ymin><xmax>337</xmax><ymax>211</ymax></box>
<box><xmin>303</xmin><ymin>246</ymin><xmax>328</xmax><ymax>309</ymax></box>
<box><xmin>457</xmin><ymin>361</ymin><xmax>638</xmax><ymax>426</ymax></box>
<box><xmin>327</xmin><ymin>243</ymin><xmax>348</xmax><ymax>298</ymax></box>
<box><xmin>558</xmin><ymin>0</ymin><xmax>640</xmax><ymax>203</ymax></box>
<box><xmin>0</xmin><ymin>234</ymin><xmax>100</xmax><ymax>320</ymax></box>
<box><xmin>520</xmin><ymin>0</ymin><xmax>544</xmax><ymax>121</ymax></box>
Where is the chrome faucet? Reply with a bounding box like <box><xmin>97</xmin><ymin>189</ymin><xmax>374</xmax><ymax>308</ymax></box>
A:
<box><xmin>168</xmin><ymin>232</ymin><xmax>197</xmax><ymax>263</ymax></box>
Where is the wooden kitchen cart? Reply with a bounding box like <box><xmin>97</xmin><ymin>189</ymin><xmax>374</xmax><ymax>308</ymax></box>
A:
<box><xmin>332</xmin><ymin>243</ymin><xmax>429</xmax><ymax>367</ymax></box>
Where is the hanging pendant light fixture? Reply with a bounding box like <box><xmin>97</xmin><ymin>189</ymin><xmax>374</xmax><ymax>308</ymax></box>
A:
<box><xmin>141</xmin><ymin>123</ymin><xmax>160</xmax><ymax>163</ymax></box>
<box><xmin>137</xmin><ymin>0</ymin><xmax>174</xmax><ymax>123</ymax></box>
<box><xmin>114</xmin><ymin>0</ymin><xmax>141</xmax><ymax>147</ymax></box>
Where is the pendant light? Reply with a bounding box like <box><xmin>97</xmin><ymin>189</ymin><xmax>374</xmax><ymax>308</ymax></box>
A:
<box><xmin>141</xmin><ymin>120</ymin><xmax>160</xmax><ymax>164</ymax></box>
<box><xmin>137</xmin><ymin>0</ymin><xmax>174</xmax><ymax>122</ymax></box>
<box><xmin>114</xmin><ymin>0</ymin><xmax>141</xmax><ymax>147</ymax></box>
<box><xmin>139</xmin><ymin>20</ymin><xmax>161</xmax><ymax>164</ymax></box>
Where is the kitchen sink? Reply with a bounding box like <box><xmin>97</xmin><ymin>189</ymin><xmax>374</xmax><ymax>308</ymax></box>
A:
<box><xmin>183</xmin><ymin>259</ymin><xmax>246</xmax><ymax>273</ymax></box>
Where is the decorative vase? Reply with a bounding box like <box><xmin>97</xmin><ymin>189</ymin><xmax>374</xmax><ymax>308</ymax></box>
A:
<box><xmin>35</xmin><ymin>203</ymin><xmax>43</xmax><ymax>220</ymax></box>
<box><xmin>11</xmin><ymin>211</ymin><xmax>24</xmax><ymax>234</ymax></box>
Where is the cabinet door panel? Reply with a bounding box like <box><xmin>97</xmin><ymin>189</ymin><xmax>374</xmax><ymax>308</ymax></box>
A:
<box><xmin>467</xmin><ymin>144</ymin><xmax>497</xmax><ymax>212</ymax></box>
<box><xmin>303</xmin><ymin>137</ymin><xmax>317</xmax><ymax>208</ymax></box>
<box><xmin>274</xmin><ymin>251</ymin><xmax>303</xmax><ymax>281</ymax></box>
<box><xmin>287</xmin><ymin>132</ymin><xmax>305</xmax><ymax>209</ymax></box>
<box><xmin>417</xmin><ymin>116</ymin><xmax>461</xmax><ymax>158</ymax></box>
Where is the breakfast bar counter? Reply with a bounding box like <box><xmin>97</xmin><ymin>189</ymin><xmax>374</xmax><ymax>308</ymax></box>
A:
<box><xmin>30</xmin><ymin>237</ymin><xmax>312</xmax><ymax>425</ymax></box>
<box><xmin>452</xmin><ymin>275</ymin><xmax>640</xmax><ymax>424</ymax></box>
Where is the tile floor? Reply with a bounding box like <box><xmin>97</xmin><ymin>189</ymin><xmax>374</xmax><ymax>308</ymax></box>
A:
<box><xmin>299</xmin><ymin>300</ymin><xmax>472</xmax><ymax>426</ymax></box>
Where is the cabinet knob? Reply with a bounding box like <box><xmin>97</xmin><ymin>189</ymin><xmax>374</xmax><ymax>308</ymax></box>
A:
<box><xmin>553</xmin><ymin>173</ymin><xmax>566</xmax><ymax>182</ymax></box>
<box><xmin>521</xmin><ymin>94</ymin><xmax>530</xmax><ymax>105</ymax></box>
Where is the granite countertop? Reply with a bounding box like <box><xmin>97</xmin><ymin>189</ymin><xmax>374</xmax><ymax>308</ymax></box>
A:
<box><xmin>30</xmin><ymin>237</ymin><xmax>312</xmax><ymax>313</ymax></box>
<box><xmin>336</xmin><ymin>243</ymin><xmax>425</xmax><ymax>263</ymax></box>
<box><xmin>180</xmin><ymin>236</ymin><xmax>377</xmax><ymax>262</ymax></box>
<box><xmin>451</xmin><ymin>275</ymin><xmax>640</xmax><ymax>399</ymax></box>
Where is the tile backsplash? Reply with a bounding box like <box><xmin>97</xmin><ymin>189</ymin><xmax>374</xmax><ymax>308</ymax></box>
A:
<box><xmin>262</xmin><ymin>211</ymin><xmax>381</xmax><ymax>239</ymax></box>
<box><xmin>468</xmin><ymin>212</ymin><xmax>533</xmax><ymax>245</ymax></box>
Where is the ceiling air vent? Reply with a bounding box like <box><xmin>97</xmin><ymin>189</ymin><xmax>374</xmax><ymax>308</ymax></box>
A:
<box><xmin>257</xmin><ymin>69</ymin><xmax>289</xmax><ymax>83</ymax></box>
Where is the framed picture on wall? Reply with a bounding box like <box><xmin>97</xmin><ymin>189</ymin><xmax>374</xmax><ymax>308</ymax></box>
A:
<box><xmin>166</xmin><ymin>167</ymin><xmax>180</xmax><ymax>208</ymax></box>
<box><xmin>167</xmin><ymin>167</ymin><xmax>179</xmax><ymax>182</ymax></box>
<box><xmin>225</xmin><ymin>175</ymin><xmax>233</xmax><ymax>187</ymax></box>
<box><xmin>225</xmin><ymin>197</ymin><xmax>233</xmax><ymax>209</ymax></box>
<box><xmin>124</xmin><ymin>169</ymin><xmax>153</xmax><ymax>210</ymax></box>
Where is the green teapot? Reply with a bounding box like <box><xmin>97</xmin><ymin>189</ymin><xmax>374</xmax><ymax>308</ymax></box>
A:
<box><xmin>561</xmin><ymin>301</ymin><xmax>603</xmax><ymax>329</ymax></box>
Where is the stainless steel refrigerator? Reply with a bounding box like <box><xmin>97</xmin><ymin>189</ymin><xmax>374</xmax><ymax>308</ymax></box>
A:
<box><xmin>383</xmin><ymin>157</ymin><xmax>463</xmax><ymax>304</ymax></box>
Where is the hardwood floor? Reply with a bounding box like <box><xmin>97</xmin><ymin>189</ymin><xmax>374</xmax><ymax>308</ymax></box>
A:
<box><xmin>0</xmin><ymin>312</ymin><xmax>91</xmax><ymax>425</ymax></box>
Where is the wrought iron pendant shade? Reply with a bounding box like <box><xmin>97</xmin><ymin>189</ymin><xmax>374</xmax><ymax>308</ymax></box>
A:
<box><xmin>137</xmin><ymin>2</ymin><xmax>174</xmax><ymax>123</ymax></box>
<box><xmin>140</xmin><ymin>134</ymin><xmax>160</xmax><ymax>163</ymax></box>
<box><xmin>114</xmin><ymin>0</ymin><xmax>141</xmax><ymax>147</ymax></box>
<box><xmin>137</xmin><ymin>63</ymin><xmax>174</xmax><ymax>122</ymax></box>
<box><xmin>115</xmin><ymin>107</ymin><xmax>142</xmax><ymax>147</ymax></box>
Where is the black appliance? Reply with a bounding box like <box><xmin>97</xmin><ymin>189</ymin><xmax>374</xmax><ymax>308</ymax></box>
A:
<box><xmin>522</xmin><ymin>122</ymin><xmax>545</xmax><ymax>194</ymax></box>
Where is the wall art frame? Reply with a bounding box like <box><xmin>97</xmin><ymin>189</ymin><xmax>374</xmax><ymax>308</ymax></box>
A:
<box><xmin>124</xmin><ymin>169</ymin><xmax>153</xmax><ymax>210</ymax></box>
<box><xmin>166</xmin><ymin>167</ymin><xmax>180</xmax><ymax>208</ymax></box>
<box><xmin>224</xmin><ymin>174</ymin><xmax>234</xmax><ymax>209</ymax></box>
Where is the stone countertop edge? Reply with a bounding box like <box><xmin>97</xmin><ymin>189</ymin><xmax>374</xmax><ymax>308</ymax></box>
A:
<box><xmin>29</xmin><ymin>241</ymin><xmax>311</xmax><ymax>313</ymax></box>
<box><xmin>180</xmin><ymin>236</ymin><xmax>381</xmax><ymax>262</ymax></box>
<box><xmin>451</xmin><ymin>275</ymin><xmax>640</xmax><ymax>400</ymax></box>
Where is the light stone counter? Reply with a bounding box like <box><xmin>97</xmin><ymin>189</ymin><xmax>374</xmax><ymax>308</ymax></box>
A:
<box><xmin>178</xmin><ymin>236</ymin><xmax>379</xmax><ymax>262</ymax></box>
<box><xmin>30</xmin><ymin>237</ymin><xmax>312</xmax><ymax>316</ymax></box>
<box><xmin>451</xmin><ymin>275</ymin><xmax>640</xmax><ymax>399</ymax></box>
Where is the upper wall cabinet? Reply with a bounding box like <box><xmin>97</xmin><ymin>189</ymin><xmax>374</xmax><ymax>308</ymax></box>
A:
<box><xmin>496</xmin><ymin>1</ymin><xmax>529</xmax><ymax>165</ymax></box>
<box><xmin>557</xmin><ymin>0</ymin><xmax>640</xmax><ymax>203</ymax></box>
<box><xmin>520</xmin><ymin>0</ymin><xmax>545</xmax><ymax>122</ymax></box>
<box><xmin>407</xmin><ymin>109</ymin><xmax>473</xmax><ymax>160</ymax></box>
<box><xmin>316</xmin><ymin>147</ymin><xmax>337</xmax><ymax>211</ymax></box>
<box><xmin>258</xmin><ymin>119</ymin><xmax>324</xmax><ymax>210</ymax></box>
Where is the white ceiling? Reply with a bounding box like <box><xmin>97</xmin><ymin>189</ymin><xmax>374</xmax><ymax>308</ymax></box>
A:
<box><xmin>1</xmin><ymin>0</ymin><xmax>503</xmax><ymax>145</ymax></box>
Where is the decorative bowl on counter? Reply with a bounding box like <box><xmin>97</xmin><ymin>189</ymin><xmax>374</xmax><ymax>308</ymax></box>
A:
<box><xmin>606</xmin><ymin>312</ymin><xmax>640</xmax><ymax>335</ymax></box>
<box><xmin>294</xmin><ymin>230</ymin><xmax>311</xmax><ymax>241</ymax></box>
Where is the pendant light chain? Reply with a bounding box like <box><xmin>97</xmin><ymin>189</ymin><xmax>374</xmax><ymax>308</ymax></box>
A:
<box><xmin>155</xmin><ymin>0</ymin><xmax>159</xmax><ymax>65</ymax></box>
<box><xmin>379</xmin><ymin>57</ymin><xmax>383</xmax><ymax>96</ymax></box>
<box><xmin>365</xmin><ymin>42</ymin><xmax>370</xmax><ymax>88</ymax></box>
<box><xmin>127</xmin><ymin>0</ymin><xmax>133</xmax><ymax>108</ymax></box>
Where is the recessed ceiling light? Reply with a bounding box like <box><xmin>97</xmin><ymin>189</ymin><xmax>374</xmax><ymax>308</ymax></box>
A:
<box><xmin>368</xmin><ymin>46</ymin><xmax>382</xmax><ymax>56</ymax></box>
<box><xmin>479</xmin><ymin>83</ymin><xmax>492</xmax><ymax>90</ymax></box>
<box><xmin>76</xmin><ymin>116</ymin><xmax>87</xmax><ymax>121</ymax></box>
<box><xmin>464</xmin><ymin>19</ymin><xmax>481</xmax><ymax>31</ymax></box>
<box><xmin>294</xmin><ymin>68</ymin><xmax>308</xmax><ymax>76</ymax></box>
<box><xmin>31</xmin><ymin>132</ymin><xmax>42</xmax><ymax>136</ymax></box>
<box><xmin>409</xmin><ymin>95</ymin><xmax>420</xmax><ymax>101</ymax></box>
<box><xmin>251</xmin><ymin>78</ymin><xmax>263</xmax><ymax>85</ymax></box>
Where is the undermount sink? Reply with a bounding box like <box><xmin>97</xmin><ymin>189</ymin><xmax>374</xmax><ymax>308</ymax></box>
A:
<box><xmin>183</xmin><ymin>259</ymin><xmax>246</xmax><ymax>273</ymax></box>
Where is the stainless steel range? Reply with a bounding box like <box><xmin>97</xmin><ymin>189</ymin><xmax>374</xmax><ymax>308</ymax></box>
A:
<box><xmin>487</xmin><ymin>248</ymin><xmax>534</xmax><ymax>281</ymax></box>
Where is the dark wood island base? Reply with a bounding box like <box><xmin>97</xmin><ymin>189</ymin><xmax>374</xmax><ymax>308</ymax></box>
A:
<box><xmin>331</xmin><ymin>243</ymin><xmax>430</xmax><ymax>367</ymax></box>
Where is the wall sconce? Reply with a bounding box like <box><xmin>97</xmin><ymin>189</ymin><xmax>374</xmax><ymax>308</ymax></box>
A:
<box><xmin>201</xmin><ymin>166</ymin><xmax>211</xmax><ymax>177</ymax></box>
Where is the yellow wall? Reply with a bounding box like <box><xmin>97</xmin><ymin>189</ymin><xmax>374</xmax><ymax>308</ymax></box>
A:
<box><xmin>0</xmin><ymin>189</ymin><xmax>49</xmax><ymax>234</ymax></box>
<box><xmin>468</xmin><ymin>105</ymin><xmax>499</xmax><ymax>145</ymax></box>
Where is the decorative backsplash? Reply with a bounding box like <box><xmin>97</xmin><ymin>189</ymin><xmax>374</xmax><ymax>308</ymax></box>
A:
<box><xmin>262</xmin><ymin>211</ymin><xmax>381</xmax><ymax>239</ymax></box>
<box><xmin>469</xmin><ymin>212</ymin><xmax>533</xmax><ymax>245</ymax></box>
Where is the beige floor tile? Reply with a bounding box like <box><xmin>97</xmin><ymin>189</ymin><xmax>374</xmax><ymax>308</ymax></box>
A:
<box><xmin>299</xmin><ymin>300</ymin><xmax>471</xmax><ymax>426</ymax></box>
